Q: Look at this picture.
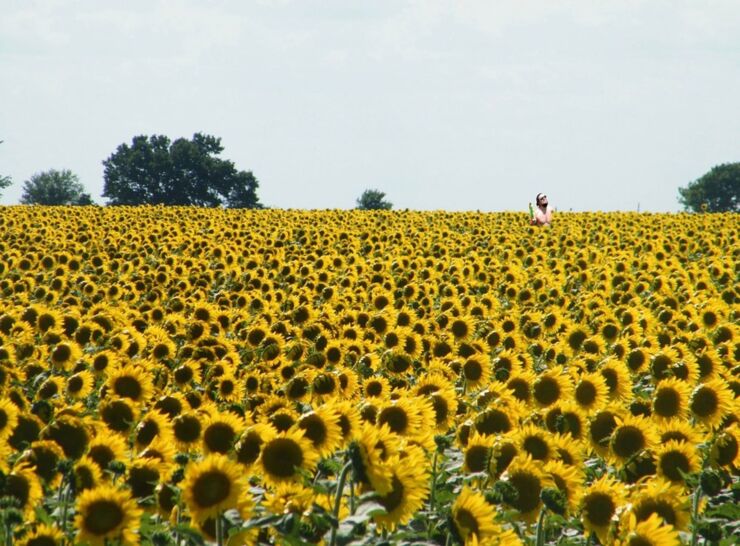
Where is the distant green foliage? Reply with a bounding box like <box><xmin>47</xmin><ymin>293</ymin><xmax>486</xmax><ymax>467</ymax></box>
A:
<box><xmin>679</xmin><ymin>163</ymin><xmax>740</xmax><ymax>212</ymax></box>
<box><xmin>356</xmin><ymin>189</ymin><xmax>393</xmax><ymax>210</ymax></box>
<box><xmin>20</xmin><ymin>169</ymin><xmax>92</xmax><ymax>205</ymax></box>
<box><xmin>102</xmin><ymin>133</ymin><xmax>262</xmax><ymax>208</ymax></box>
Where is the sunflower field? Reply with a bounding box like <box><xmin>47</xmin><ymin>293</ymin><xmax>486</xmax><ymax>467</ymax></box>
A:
<box><xmin>0</xmin><ymin>206</ymin><xmax>737</xmax><ymax>546</ymax></box>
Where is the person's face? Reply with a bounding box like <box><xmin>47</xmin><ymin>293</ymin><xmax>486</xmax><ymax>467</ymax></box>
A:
<box><xmin>538</xmin><ymin>195</ymin><xmax>548</xmax><ymax>207</ymax></box>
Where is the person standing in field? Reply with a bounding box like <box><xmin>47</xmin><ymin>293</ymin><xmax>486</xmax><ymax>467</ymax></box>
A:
<box><xmin>530</xmin><ymin>193</ymin><xmax>553</xmax><ymax>226</ymax></box>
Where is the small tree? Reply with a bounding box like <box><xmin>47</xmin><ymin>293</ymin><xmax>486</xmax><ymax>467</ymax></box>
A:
<box><xmin>678</xmin><ymin>163</ymin><xmax>740</xmax><ymax>212</ymax></box>
<box><xmin>102</xmin><ymin>133</ymin><xmax>262</xmax><ymax>208</ymax></box>
<box><xmin>20</xmin><ymin>169</ymin><xmax>93</xmax><ymax>205</ymax></box>
<box><xmin>0</xmin><ymin>140</ymin><xmax>11</xmax><ymax>198</ymax></box>
<box><xmin>356</xmin><ymin>189</ymin><xmax>393</xmax><ymax>210</ymax></box>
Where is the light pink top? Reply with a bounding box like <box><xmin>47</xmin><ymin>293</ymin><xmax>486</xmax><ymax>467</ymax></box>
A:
<box><xmin>533</xmin><ymin>206</ymin><xmax>553</xmax><ymax>226</ymax></box>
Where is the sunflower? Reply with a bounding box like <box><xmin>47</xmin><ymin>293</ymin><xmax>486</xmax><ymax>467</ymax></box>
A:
<box><xmin>572</xmin><ymin>371</ymin><xmax>609</xmax><ymax>414</ymax></box>
<box><xmin>48</xmin><ymin>341</ymin><xmax>82</xmax><ymax>370</ymax></box>
<box><xmin>532</xmin><ymin>366</ymin><xmax>573</xmax><ymax>408</ymax></box>
<box><xmin>172</xmin><ymin>410</ymin><xmax>204</xmax><ymax>451</ymax></box>
<box><xmin>202</xmin><ymin>411</ymin><xmax>245</xmax><ymax>454</ymax></box>
<box><xmin>212</xmin><ymin>373</ymin><xmax>244</xmax><ymax>403</ymax></box>
<box><xmin>450</xmin><ymin>487</ymin><xmax>500</xmax><ymax>545</ymax></box>
<box><xmin>90</xmin><ymin>350</ymin><xmax>119</xmax><ymax>375</ymax></box>
<box><xmin>375</xmin><ymin>396</ymin><xmax>424</xmax><ymax>441</ymax></box>
<box><xmin>72</xmin><ymin>456</ymin><xmax>104</xmax><ymax>493</ymax></box>
<box><xmin>544</xmin><ymin>402</ymin><xmax>588</xmax><ymax>441</ymax></box>
<box><xmin>24</xmin><ymin>440</ymin><xmax>65</xmax><ymax>485</ymax></box>
<box><xmin>99</xmin><ymin>397</ymin><xmax>139</xmax><ymax>435</ymax></box>
<box><xmin>462</xmin><ymin>431</ymin><xmax>495</xmax><ymax>474</ymax></box>
<box><xmin>710</xmin><ymin>424</ymin><xmax>740</xmax><ymax>468</ymax></box>
<box><xmin>106</xmin><ymin>364</ymin><xmax>154</xmax><ymax>405</ymax></box>
<box><xmin>461</xmin><ymin>355</ymin><xmax>491</xmax><ymax>390</ymax></box>
<box><xmin>74</xmin><ymin>485</ymin><xmax>142</xmax><ymax>546</ymax></box>
<box><xmin>362</xmin><ymin>376</ymin><xmax>392</xmax><ymax>400</ymax></box>
<box><xmin>0</xmin><ymin>397</ymin><xmax>19</xmax><ymax>439</ymax></box>
<box><xmin>172</xmin><ymin>360</ymin><xmax>202</xmax><ymax>388</ymax></box>
<box><xmin>500</xmin><ymin>455</ymin><xmax>552</xmax><ymax>523</ymax></box>
<box><xmin>514</xmin><ymin>423</ymin><xmax>555</xmax><ymax>463</ymax></box>
<box><xmin>608</xmin><ymin>414</ymin><xmax>659</xmax><ymax>466</ymax></box>
<box><xmin>616</xmin><ymin>512</ymin><xmax>680</xmax><ymax>546</ymax></box>
<box><xmin>655</xmin><ymin>440</ymin><xmax>700</xmax><ymax>486</ymax></box>
<box><xmin>332</xmin><ymin>400</ymin><xmax>363</xmax><ymax>446</ymax></box>
<box><xmin>4</xmin><ymin>464</ymin><xmax>43</xmax><ymax>520</ymax></box>
<box><xmin>579</xmin><ymin>475</ymin><xmax>627</xmax><ymax>544</ymax></box>
<box><xmin>18</xmin><ymin>523</ymin><xmax>64</xmax><ymax>546</ymax></box>
<box><xmin>297</xmin><ymin>405</ymin><xmax>342</xmax><ymax>458</ymax></box>
<box><xmin>651</xmin><ymin>378</ymin><xmax>691</xmax><ymax>423</ymax></box>
<box><xmin>629</xmin><ymin>479</ymin><xmax>690</xmax><ymax>531</ymax></box>
<box><xmin>133</xmin><ymin>411</ymin><xmax>172</xmax><ymax>451</ymax></box>
<box><xmin>264</xmin><ymin>482</ymin><xmax>315</xmax><ymax>516</ymax></box>
<box><xmin>137</xmin><ymin>436</ymin><xmax>177</xmax><ymax>479</ymax></box>
<box><xmin>40</xmin><ymin>414</ymin><xmax>91</xmax><ymax>460</ymax></box>
<box><xmin>504</xmin><ymin>370</ymin><xmax>537</xmax><ymax>405</ymax></box>
<box><xmin>125</xmin><ymin>458</ymin><xmax>161</xmax><ymax>501</ymax></box>
<box><xmin>543</xmin><ymin>459</ymin><xmax>583</xmax><ymax>515</ymax></box>
<box><xmin>349</xmin><ymin>423</ymin><xmax>401</xmax><ymax>495</ymax></box>
<box><xmin>87</xmin><ymin>434</ymin><xmax>129</xmax><ymax>475</ymax></box>
<box><xmin>259</xmin><ymin>429</ymin><xmax>320</xmax><ymax>486</ymax></box>
<box><xmin>235</xmin><ymin>423</ymin><xmax>277</xmax><ymax>470</ymax></box>
<box><xmin>656</xmin><ymin>419</ymin><xmax>704</xmax><ymax>447</ymax></box>
<box><xmin>181</xmin><ymin>453</ymin><xmax>249</xmax><ymax>523</ymax></box>
<box><xmin>371</xmin><ymin>452</ymin><xmax>429</xmax><ymax>531</ymax></box>
<box><xmin>688</xmin><ymin>378</ymin><xmax>734</xmax><ymax>429</ymax></box>
<box><xmin>64</xmin><ymin>370</ymin><xmax>94</xmax><ymax>401</ymax></box>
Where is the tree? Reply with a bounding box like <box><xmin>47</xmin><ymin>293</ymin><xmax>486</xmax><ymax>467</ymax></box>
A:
<box><xmin>102</xmin><ymin>133</ymin><xmax>262</xmax><ymax>208</ymax></box>
<box><xmin>356</xmin><ymin>189</ymin><xmax>393</xmax><ymax>210</ymax></box>
<box><xmin>678</xmin><ymin>163</ymin><xmax>740</xmax><ymax>212</ymax></box>
<box><xmin>20</xmin><ymin>169</ymin><xmax>93</xmax><ymax>205</ymax></box>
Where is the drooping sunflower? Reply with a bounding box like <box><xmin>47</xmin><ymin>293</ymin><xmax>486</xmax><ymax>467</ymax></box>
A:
<box><xmin>258</xmin><ymin>429</ymin><xmax>320</xmax><ymax>486</ymax></box>
<box><xmin>450</xmin><ymin>487</ymin><xmax>500</xmax><ymax>545</ymax></box>
<box><xmin>74</xmin><ymin>485</ymin><xmax>142</xmax><ymax>546</ymax></box>
<box><xmin>688</xmin><ymin>378</ymin><xmax>734</xmax><ymax>429</ymax></box>
<box><xmin>710</xmin><ymin>424</ymin><xmax>740</xmax><ymax>468</ymax></box>
<box><xmin>579</xmin><ymin>475</ymin><xmax>627</xmax><ymax>545</ymax></box>
<box><xmin>181</xmin><ymin>453</ymin><xmax>249</xmax><ymax>523</ymax></box>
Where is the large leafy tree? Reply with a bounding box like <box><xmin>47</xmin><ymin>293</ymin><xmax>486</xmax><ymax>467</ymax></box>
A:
<box><xmin>102</xmin><ymin>133</ymin><xmax>262</xmax><ymax>208</ymax></box>
<box><xmin>356</xmin><ymin>189</ymin><xmax>393</xmax><ymax>210</ymax></box>
<box><xmin>678</xmin><ymin>163</ymin><xmax>740</xmax><ymax>212</ymax></box>
<box><xmin>21</xmin><ymin>169</ymin><xmax>93</xmax><ymax>205</ymax></box>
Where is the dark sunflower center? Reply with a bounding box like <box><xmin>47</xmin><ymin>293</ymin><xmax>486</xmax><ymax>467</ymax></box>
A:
<box><xmin>659</xmin><ymin>451</ymin><xmax>690</xmax><ymax>482</ymax></box>
<box><xmin>492</xmin><ymin>443</ymin><xmax>517</xmax><ymax>476</ymax></box>
<box><xmin>575</xmin><ymin>382</ymin><xmax>597</xmax><ymax>406</ymax></box>
<box><xmin>6</xmin><ymin>474</ymin><xmax>30</xmax><ymax>506</ymax></box>
<box><xmin>236</xmin><ymin>432</ymin><xmax>262</xmax><ymax>465</ymax></box>
<box><xmin>366</xmin><ymin>382</ymin><xmax>383</xmax><ymax>397</ymax></box>
<box><xmin>634</xmin><ymin>500</ymin><xmax>677</xmax><ymax>525</ymax></box>
<box><xmin>523</xmin><ymin>436</ymin><xmax>549</xmax><ymax>460</ymax></box>
<box><xmin>52</xmin><ymin>344</ymin><xmax>71</xmax><ymax>362</ymax></box>
<box><xmin>628</xmin><ymin>536</ymin><xmax>653</xmax><ymax>546</ymax></box>
<box><xmin>83</xmin><ymin>500</ymin><xmax>125</xmax><ymax>535</ymax></box>
<box><xmin>455</xmin><ymin>507</ymin><xmax>480</xmax><ymax>536</ymax></box>
<box><xmin>262</xmin><ymin>438</ymin><xmax>304</xmax><ymax>478</ymax></box>
<box><xmin>174</xmin><ymin>415</ymin><xmax>202</xmax><ymax>443</ymax></box>
<box><xmin>127</xmin><ymin>466</ymin><xmax>159</xmax><ymax>499</ymax></box>
<box><xmin>653</xmin><ymin>389</ymin><xmax>680</xmax><ymax>417</ymax></box>
<box><xmin>590</xmin><ymin>412</ymin><xmax>617</xmax><ymax>447</ymax></box>
<box><xmin>583</xmin><ymin>492</ymin><xmax>615</xmax><ymax>527</ymax></box>
<box><xmin>192</xmin><ymin>471</ymin><xmax>231</xmax><ymax>508</ymax></box>
<box><xmin>451</xmin><ymin>320</ymin><xmax>469</xmax><ymax>338</ymax></box>
<box><xmin>431</xmin><ymin>394</ymin><xmax>449</xmax><ymax>424</ymax></box>
<box><xmin>269</xmin><ymin>413</ymin><xmax>296</xmax><ymax>432</ymax></box>
<box><xmin>690</xmin><ymin>387</ymin><xmax>718</xmax><ymax>417</ymax></box>
<box><xmin>601</xmin><ymin>368</ymin><xmax>618</xmax><ymax>394</ymax></box>
<box><xmin>508</xmin><ymin>471</ymin><xmax>541</xmax><ymax>514</ymax></box>
<box><xmin>463</xmin><ymin>359</ymin><xmax>483</xmax><ymax>382</ymax></box>
<box><xmin>204</xmin><ymin>423</ymin><xmax>236</xmax><ymax>453</ymax></box>
<box><xmin>153</xmin><ymin>343</ymin><xmax>170</xmax><ymax>359</ymax></box>
<box><xmin>101</xmin><ymin>401</ymin><xmax>134</xmax><ymax>433</ymax></box>
<box><xmin>534</xmin><ymin>377</ymin><xmax>560</xmax><ymax>406</ymax></box>
<box><xmin>475</xmin><ymin>409</ymin><xmax>511</xmax><ymax>435</ymax></box>
<box><xmin>136</xmin><ymin>420</ymin><xmax>159</xmax><ymax>447</ymax></box>
<box><xmin>46</xmin><ymin>420</ymin><xmax>89</xmax><ymax>459</ymax></box>
<box><xmin>465</xmin><ymin>445</ymin><xmax>490</xmax><ymax>472</ymax></box>
<box><xmin>26</xmin><ymin>535</ymin><xmax>57</xmax><ymax>546</ymax></box>
<box><xmin>378</xmin><ymin>406</ymin><xmax>408</xmax><ymax>434</ymax></box>
<box><xmin>67</xmin><ymin>376</ymin><xmax>84</xmax><ymax>393</ymax></box>
<box><xmin>174</xmin><ymin>366</ymin><xmax>193</xmax><ymax>384</ymax></box>
<box><xmin>611</xmin><ymin>426</ymin><xmax>646</xmax><ymax>459</ymax></box>
<box><xmin>715</xmin><ymin>433</ymin><xmax>738</xmax><ymax>466</ymax></box>
<box><xmin>378</xmin><ymin>475</ymin><xmax>405</xmax><ymax>513</ymax></box>
<box><xmin>508</xmin><ymin>379</ymin><xmax>529</xmax><ymax>401</ymax></box>
<box><xmin>299</xmin><ymin>415</ymin><xmax>327</xmax><ymax>447</ymax></box>
<box><xmin>114</xmin><ymin>376</ymin><xmax>142</xmax><ymax>400</ymax></box>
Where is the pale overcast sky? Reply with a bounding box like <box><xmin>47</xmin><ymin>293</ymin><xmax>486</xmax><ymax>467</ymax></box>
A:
<box><xmin>2</xmin><ymin>1</ymin><xmax>739</xmax><ymax>211</ymax></box>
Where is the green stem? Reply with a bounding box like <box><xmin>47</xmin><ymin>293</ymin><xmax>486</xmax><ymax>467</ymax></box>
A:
<box><xmin>215</xmin><ymin>511</ymin><xmax>223</xmax><ymax>546</ymax></box>
<box><xmin>535</xmin><ymin>507</ymin><xmax>547</xmax><ymax>546</ymax></box>
<box><xmin>427</xmin><ymin>450</ymin><xmax>439</xmax><ymax>539</ymax></box>
<box><xmin>60</xmin><ymin>484</ymin><xmax>71</xmax><ymax>546</ymax></box>
<box><xmin>329</xmin><ymin>461</ymin><xmax>353</xmax><ymax>546</ymax></box>
<box><xmin>690</xmin><ymin>483</ymin><xmax>702</xmax><ymax>546</ymax></box>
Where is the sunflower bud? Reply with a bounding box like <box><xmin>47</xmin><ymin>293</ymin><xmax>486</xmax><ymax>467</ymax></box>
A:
<box><xmin>541</xmin><ymin>487</ymin><xmax>567</xmax><ymax>516</ymax></box>
<box><xmin>699</xmin><ymin>469</ymin><xmax>724</xmax><ymax>497</ymax></box>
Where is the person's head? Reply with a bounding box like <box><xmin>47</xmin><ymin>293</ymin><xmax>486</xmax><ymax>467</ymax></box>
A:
<box><xmin>536</xmin><ymin>193</ymin><xmax>548</xmax><ymax>207</ymax></box>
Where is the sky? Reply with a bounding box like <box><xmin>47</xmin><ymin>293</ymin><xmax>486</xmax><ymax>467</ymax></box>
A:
<box><xmin>2</xmin><ymin>1</ymin><xmax>740</xmax><ymax>212</ymax></box>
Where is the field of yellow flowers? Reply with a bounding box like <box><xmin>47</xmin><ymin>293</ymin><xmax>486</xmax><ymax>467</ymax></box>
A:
<box><xmin>0</xmin><ymin>206</ymin><xmax>737</xmax><ymax>546</ymax></box>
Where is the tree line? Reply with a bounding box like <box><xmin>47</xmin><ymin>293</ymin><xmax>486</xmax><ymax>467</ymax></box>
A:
<box><xmin>1</xmin><ymin>136</ymin><xmax>737</xmax><ymax>211</ymax></box>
